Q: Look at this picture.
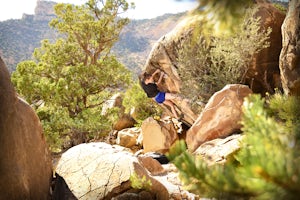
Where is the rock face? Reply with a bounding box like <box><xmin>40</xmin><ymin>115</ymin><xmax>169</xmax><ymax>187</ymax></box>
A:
<box><xmin>141</xmin><ymin>117</ymin><xmax>179</xmax><ymax>153</ymax></box>
<box><xmin>245</xmin><ymin>1</ymin><xmax>286</xmax><ymax>94</ymax></box>
<box><xmin>101</xmin><ymin>93</ymin><xmax>123</xmax><ymax>115</ymax></box>
<box><xmin>142</xmin><ymin>16</ymin><xmax>198</xmax><ymax>125</ymax></box>
<box><xmin>142</xmin><ymin>2</ymin><xmax>284</xmax><ymax>123</ymax></box>
<box><xmin>113</xmin><ymin>114</ymin><xmax>136</xmax><ymax>131</ymax></box>
<box><xmin>143</xmin><ymin>17</ymin><xmax>192</xmax><ymax>93</ymax></box>
<box><xmin>186</xmin><ymin>84</ymin><xmax>252</xmax><ymax>152</ymax></box>
<box><xmin>116</xmin><ymin>127</ymin><xmax>141</xmax><ymax>148</ymax></box>
<box><xmin>279</xmin><ymin>0</ymin><xmax>300</xmax><ymax>95</ymax></box>
<box><xmin>194</xmin><ymin>134</ymin><xmax>244</xmax><ymax>165</ymax></box>
<box><xmin>0</xmin><ymin>57</ymin><xmax>52</xmax><ymax>199</ymax></box>
<box><xmin>34</xmin><ymin>0</ymin><xmax>56</xmax><ymax>21</ymax></box>
<box><xmin>55</xmin><ymin>142</ymin><xmax>197</xmax><ymax>200</ymax></box>
<box><xmin>54</xmin><ymin>138</ymin><xmax>244</xmax><ymax>199</ymax></box>
<box><xmin>56</xmin><ymin>143</ymin><xmax>137</xmax><ymax>199</ymax></box>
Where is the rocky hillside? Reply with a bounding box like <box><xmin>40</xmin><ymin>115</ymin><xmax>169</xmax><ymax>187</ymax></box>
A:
<box><xmin>0</xmin><ymin>0</ymin><xmax>186</xmax><ymax>73</ymax></box>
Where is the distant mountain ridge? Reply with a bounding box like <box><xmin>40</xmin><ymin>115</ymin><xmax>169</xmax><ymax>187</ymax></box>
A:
<box><xmin>0</xmin><ymin>0</ymin><xmax>186</xmax><ymax>73</ymax></box>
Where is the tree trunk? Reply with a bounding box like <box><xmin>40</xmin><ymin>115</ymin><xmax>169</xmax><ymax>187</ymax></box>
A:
<box><xmin>279</xmin><ymin>0</ymin><xmax>300</xmax><ymax>95</ymax></box>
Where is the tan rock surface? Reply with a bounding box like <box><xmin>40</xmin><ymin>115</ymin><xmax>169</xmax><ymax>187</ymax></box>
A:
<box><xmin>194</xmin><ymin>134</ymin><xmax>244</xmax><ymax>165</ymax></box>
<box><xmin>56</xmin><ymin>143</ymin><xmax>136</xmax><ymax>199</ymax></box>
<box><xmin>245</xmin><ymin>1</ymin><xmax>286</xmax><ymax>94</ymax></box>
<box><xmin>141</xmin><ymin>117</ymin><xmax>179</xmax><ymax>153</ymax></box>
<box><xmin>116</xmin><ymin>127</ymin><xmax>141</xmax><ymax>148</ymax></box>
<box><xmin>56</xmin><ymin>142</ymin><xmax>187</xmax><ymax>200</ymax></box>
<box><xmin>0</xmin><ymin>57</ymin><xmax>53</xmax><ymax>199</ymax></box>
<box><xmin>141</xmin><ymin>2</ymin><xmax>284</xmax><ymax>125</ymax></box>
<box><xmin>279</xmin><ymin>0</ymin><xmax>300</xmax><ymax>95</ymax></box>
<box><xmin>186</xmin><ymin>84</ymin><xmax>252</xmax><ymax>152</ymax></box>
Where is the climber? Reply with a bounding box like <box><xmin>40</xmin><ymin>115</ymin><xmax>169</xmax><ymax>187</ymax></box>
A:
<box><xmin>139</xmin><ymin>69</ymin><xmax>182</xmax><ymax>119</ymax></box>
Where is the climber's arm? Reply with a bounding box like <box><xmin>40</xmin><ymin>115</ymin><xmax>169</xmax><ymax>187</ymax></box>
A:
<box><xmin>152</xmin><ymin>69</ymin><xmax>161</xmax><ymax>77</ymax></box>
<box><xmin>156</xmin><ymin>71</ymin><xmax>165</xmax><ymax>85</ymax></box>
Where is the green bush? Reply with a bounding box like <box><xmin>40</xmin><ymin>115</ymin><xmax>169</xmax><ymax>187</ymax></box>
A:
<box><xmin>177</xmin><ymin>6</ymin><xmax>271</xmax><ymax>104</ymax></box>
<box><xmin>122</xmin><ymin>82</ymin><xmax>162</xmax><ymax>126</ymax></box>
<box><xmin>130</xmin><ymin>172</ymin><xmax>152</xmax><ymax>191</ymax></box>
<box><xmin>34</xmin><ymin>98</ymin><xmax>119</xmax><ymax>152</ymax></box>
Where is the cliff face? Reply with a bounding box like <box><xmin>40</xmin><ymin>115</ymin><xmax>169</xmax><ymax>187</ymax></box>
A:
<box><xmin>34</xmin><ymin>0</ymin><xmax>56</xmax><ymax>21</ymax></box>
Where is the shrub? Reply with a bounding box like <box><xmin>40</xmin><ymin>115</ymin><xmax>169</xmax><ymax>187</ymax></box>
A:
<box><xmin>122</xmin><ymin>82</ymin><xmax>162</xmax><ymax>126</ymax></box>
<box><xmin>130</xmin><ymin>172</ymin><xmax>152</xmax><ymax>191</ymax></box>
<box><xmin>177</xmin><ymin>6</ymin><xmax>271</xmax><ymax>104</ymax></box>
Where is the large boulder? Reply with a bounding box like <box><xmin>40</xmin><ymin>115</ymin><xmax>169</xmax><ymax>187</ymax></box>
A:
<box><xmin>142</xmin><ymin>1</ymin><xmax>284</xmax><ymax>122</ymax></box>
<box><xmin>142</xmin><ymin>16</ymin><xmax>198</xmax><ymax>125</ymax></box>
<box><xmin>186</xmin><ymin>84</ymin><xmax>252</xmax><ymax>152</ymax></box>
<box><xmin>55</xmin><ymin>143</ymin><xmax>140</xmax><ymax>199</ymax></box>
<box><xmin>55</xmin><ymin>142</ymin><xmax>196</xmax><ymax>200</ymax></box>
<box><xmin>0</xmin><ymin>57</ymin><xmax>53</xmax><ymax>199</ymax></box>
<box><xmin>143</xmin><ymin>16</ymin><xmax>195</xmax><ymax>93</ymax></box>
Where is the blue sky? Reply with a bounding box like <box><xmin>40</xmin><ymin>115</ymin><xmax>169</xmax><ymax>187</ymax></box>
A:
<box><xmin>0</xmin><ymin>0</ymin><xmax>198</xmax><ymax>21</ymax></box>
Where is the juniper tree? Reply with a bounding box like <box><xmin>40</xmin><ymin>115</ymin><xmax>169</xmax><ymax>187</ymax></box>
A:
<box><xmin>11</xmin><ymin>0</ymin><xmax>133</xmax><ymax>152</ymax></box>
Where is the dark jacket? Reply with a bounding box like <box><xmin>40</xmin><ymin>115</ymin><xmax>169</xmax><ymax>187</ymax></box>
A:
<box><xmin>141</xmin><ymin>82</ymin><xmax>160</xmax><ymax>98</ymax></box>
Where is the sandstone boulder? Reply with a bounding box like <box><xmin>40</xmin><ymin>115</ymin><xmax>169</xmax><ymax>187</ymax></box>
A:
<box><xmin>116</xmin><ymin>127</ymin><xmax>141</xmax><ymax>148</ymax></box>
<box><xmin>55</xmin><ymin>143</ymin><xmax>136</xmax><ymax>199</ymax></box>
<box><xmin>55</xmin><ymin>142</ymin><xmax>186</xmax><ymax>200</ymax></box>
<box><xmin>142</xmin><ymin>16</ymin><xmax>198</xmax><ymax>125</ymax></box>
<box><xmin>186</xmin><ymin>84</ymin><xmax>252</xmax><ymax>152</ymax></box>
<box><xmin>56</xmin><ymin>139</ymin><xmax>242</xmax><ymax>200</ymax></box>
<box><xmin>141</xmin><ymin>117</ymin><xmax>179</xmax><ymax>153</ymax></box>
<box><xmin>142</xmin><ymin>2</ymin><xmax>284</xmax><ymax>124</ymax></box>
<box><xmin>137</xmin><ymin>155</ymin><xmax>166</xmax><ymax>176</ymax></box>
<box><xmin>0</xmin><ymin>57</ymin><xmax>52</xmax><ymax>199</ymax></box>
<box><xmin>113</xmin><ymin>114</ymin><xmax>136</xmax><ymax>131</ymax></box>
<box><xmin>194</xmin><ymin>134</ymin><xmax>244</xmax><ymax>165</ymax></box>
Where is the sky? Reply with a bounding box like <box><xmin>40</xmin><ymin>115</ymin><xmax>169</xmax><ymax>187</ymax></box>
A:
<box><xmin>0</xmin><ymin>0</ymin><xmax>198</xmax><ymax>22</ymax></box>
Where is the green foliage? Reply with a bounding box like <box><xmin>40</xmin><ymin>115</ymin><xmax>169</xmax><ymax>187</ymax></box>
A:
<box><xmin>50</xmin><ymin>0</ymin><xmax>131</xmax><ymax>65</ymax></box>
<box><xmin>167</xmin><ymin>94</ymin><xmax>300</xmax><ymax>199</ymax></box>
<box><xmin>195</xmin><ymin>0</ymin><xmax>252</xmax><ymax>35</ymax></box>
<box><xmin>167</xmin><ymin>140</ymin><xmax>255</xmax><ymax>199</ymax></box>
<box><xmin>122</xmin><ymin>81</ymin><xmax>162</xmax><ymax>126</ymax></box>
<box><xmin>11</xmin><ymin>0</ymin><xmax>133</xmax><ymax>152</ymax></box>
<box><xmin>129</xmin><ymin>172</ymin><xmax>152</xmax><ymax>191</ymax></box>
<box><xmin>272</xmin><ymin>2</ymin><xmax>288</xmax><ymax>13</ymax></box>
<box><xmin>237</xmin><ymin>94</ymin><xmax>300</xmax><ymax>199</ymax></box>
<box><xmin>267</xmin><ymin>92</ymin><xmax>300</xmax><ymax>138</ymax></box>
<box><xmin>178</xmin><ymin>6</ymin><xmax>271</xmax><ymax>104</ymax></box>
